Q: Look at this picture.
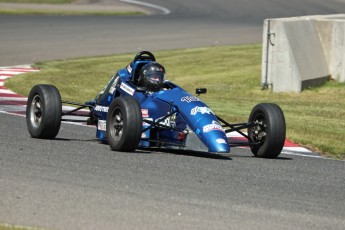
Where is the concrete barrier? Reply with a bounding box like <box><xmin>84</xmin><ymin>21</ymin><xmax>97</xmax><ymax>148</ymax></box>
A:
<box><xmin>317</xmin><ymin>17</ymin><xmax>345</xmax><ymax>82</ymax></box>
<box><xmin>262</xmin><ymin>14</ymin><xmax>345</xmax><ymax>92</ymax></box>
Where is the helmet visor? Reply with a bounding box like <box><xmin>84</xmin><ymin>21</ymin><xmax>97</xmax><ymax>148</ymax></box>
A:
<box><xmin>144</xmin><ymin>71</ymin><xmax>165</xmax><ymax>85</ymax></box>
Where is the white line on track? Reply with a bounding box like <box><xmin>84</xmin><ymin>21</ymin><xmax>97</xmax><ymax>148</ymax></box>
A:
<box><xmin>119</xmin><ymin>0</ymin><xmax>171</xmax><ymax>14</ymax></box>
<box><xmin>281</xmin><ymin>150</ymin><xmax>323</xmax><ymax>158</ymax></box>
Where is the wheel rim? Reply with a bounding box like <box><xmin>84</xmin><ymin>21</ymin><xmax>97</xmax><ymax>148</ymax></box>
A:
<box><xmin>110</xmin><ymin>107</ymin><xmax>124</xmax><ymax>141</ymax></box>
<box><xmin>30</xmin><ymin>95</ymin><xmax>43</xmax><ymax>128</ymax></box>
<box><xmin>250</xmin><ymin>113</ymin><xmax>267</xmax><ymax>144</ymax></box>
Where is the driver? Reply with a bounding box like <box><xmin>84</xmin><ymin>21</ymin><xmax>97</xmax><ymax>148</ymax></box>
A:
<box><xmin>137</xmin><ymin>62</ymin><xmax>166</xmax><ymax>92</ymax></box>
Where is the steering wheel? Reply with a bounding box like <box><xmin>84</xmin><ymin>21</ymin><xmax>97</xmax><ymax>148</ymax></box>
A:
<box><xmin>134</xmin><ymin>51</ymin><xmax>156</xmax><ymax>62</ymax></box>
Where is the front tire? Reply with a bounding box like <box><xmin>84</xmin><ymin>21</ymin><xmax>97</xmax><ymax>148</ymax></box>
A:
<box><xmin>248</xmin><ymin>103</ymin><xmax>286</xmax><ymax>158</ymax></box>
<box><xmin>106</xmin><ymin>97</ymin><xmax>142</xmax><ymax>152</ymax></box>
<box><xmin>26</xmin><ymin>84</ymin><xmax>62</xmax><ymax>139</ymax></box>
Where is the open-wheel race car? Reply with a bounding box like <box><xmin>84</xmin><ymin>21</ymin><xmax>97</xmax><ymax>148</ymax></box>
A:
<box><xmin>26</xmin><ymin>51</ymin><xmax>286</xmax><ymax>158</ymax></box>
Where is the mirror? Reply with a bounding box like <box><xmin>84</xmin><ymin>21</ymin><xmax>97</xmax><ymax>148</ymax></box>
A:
<box><xmin>196</xmin><ymin>88</ymin><xmax>207</xmax><ymax>95</ymax></box>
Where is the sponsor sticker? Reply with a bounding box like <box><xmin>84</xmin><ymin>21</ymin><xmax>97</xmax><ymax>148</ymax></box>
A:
<box><xmin>203</xmin><ymin>120</ymin><xmax>224</xmax><ymax>133</ymax></box>
<box><xmin>109</xmin><ymin>86</ymin><xmax>116</xmax><ymax>94</ymax></box>
<box><xmin>141</xmin><ymin>109</ymin><xmax>149</xmax><ymax>118</ymax></box>
<box><xmin>94</xmin><ymin>105</ymin><xmax>109</xmax><ymax>113</ymax></box>
<box><xmin>181</xmin><ymin>96</ymin><xmax>200</xmax><ymax>103</ymax></box>
<box><xmin>98</xmin><ymin>120</ymin><xmax>106</xmax><ymax>131</ymax></box>
<box><xmin>127</xmin><ymin>64</ymin><xmax>132</xmax><ymax>73</ymax></box>
<box><xmin>109</xmin><ymin>76</ymin><xmax>119</xmax><ymax>94</ymax></box>
<box><xmin>216</xmin><ymin>138</ymin><xmax>227</xmax><ymax>144</ymax></box>
<box><xmin>120</xmin><ymin>82</ymin><xmax>135</xmax><ymax>96</ymax></box>
<box><xmin>190</xmin><ymin>106</ymin><xmax>213</xmax><ymax>115</ymax></box>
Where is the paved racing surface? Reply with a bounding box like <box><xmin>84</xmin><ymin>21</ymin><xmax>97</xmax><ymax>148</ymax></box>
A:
<box><xmin>2</xmin><ymin>0</ymin><xmax>345</xmax><ymax>66</ymax></box>
<box><xmin>1</xmin><ymin>0</ymin><xmax>345</xmax><ymax>229</ymax></box>
<box><xmin>1</xmin><ymin>113</ymin><xmax>345</xmax><ymax>229</ymax></box>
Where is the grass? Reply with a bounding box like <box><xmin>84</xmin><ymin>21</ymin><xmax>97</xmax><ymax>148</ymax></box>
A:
<box><xmin>0</xmin><ymin>0</ymin><xmax>144</xmax><ymax>16</ymax></box>
<box><xmin>5</xmin><ymin>45</ymin><xmax>345</xmax><ymax>159</ymax></box>
<box><xmin>0</xmin><ymin>223</ymin><xmax>45</xmax><ymax>230</ymax></box>
<box><xmin>0</xmin><ymin>0</ymin><xmax>73</xmax><ymax>3</ymax></box>
<box><xmin>0</xmin><ymin>9</ymin><xmax>144</xmax><ymax>16</ymax></box>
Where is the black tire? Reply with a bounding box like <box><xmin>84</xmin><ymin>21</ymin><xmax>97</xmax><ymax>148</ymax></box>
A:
<box><xmin>26</xmin><ymin>84</ymin><xmax>62</xmax><ymax>139</ymax></box>
<box><xmin>248</xmin><ymin>103</ymin><xmax>286</xmax><ymax>158</ymax></box>
<box><xmin>106</xmin><ymin>97</ymin><xmax>142</xmax><ymax>152</ymax></box>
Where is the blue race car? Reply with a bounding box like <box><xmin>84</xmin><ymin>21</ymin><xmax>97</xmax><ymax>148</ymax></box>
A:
<box><xmin>26</xmin><ymin>51</ymin><xmax>286</xmax><ymax>158</ymax></box>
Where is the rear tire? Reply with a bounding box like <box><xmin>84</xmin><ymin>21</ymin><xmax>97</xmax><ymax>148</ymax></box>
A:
<box><xmin>26</xmin><ymin>84</ymin><xmax>62</xmax><ymax>139</ymax></box>
<box><xmin>248</xmin><ymin>103</ymin><xmax>286</xmax><ymax>158</ymax></box>
<box><xmin>106</xmin><ymin>97</ymin><xmax>142</xmax><ymax>152</ymax></box>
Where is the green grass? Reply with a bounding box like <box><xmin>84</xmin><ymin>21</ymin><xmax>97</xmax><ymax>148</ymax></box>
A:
<box><xmin>0</xmin><ymin>0</ymin><xmax>144</xmax><ymax>16</ymax></box>
<box><xmin>0</xmin><ymin>0</ymin><xmax>73</xmax><ymax>3</ymax></box>
<box><xmin>5</xmin><ymin>45</ymin><xmax>345</xmax><ymax>159</ymax></box>
<box><xmin>0</xmin><ymin>223</ymin><xmax>45</xmax><ymax>230</ymax></box>
<box><xmin>0</xmin><ymin>8</ymin><xmax>144</xmax><ymax>16</ymax></box>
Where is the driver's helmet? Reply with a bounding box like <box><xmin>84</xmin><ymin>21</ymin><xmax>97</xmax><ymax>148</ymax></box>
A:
<box><xmin>138</xmin><ymin>62</ymin><xmax>166</xmax><ymax>92</ymax></box>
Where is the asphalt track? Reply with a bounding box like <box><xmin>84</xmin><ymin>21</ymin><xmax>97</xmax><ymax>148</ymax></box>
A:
<box><xmin>2</xmin><ymin>0</ymin><xmax>345</xmax><ymax>66</ymax></box>
<box><xmin>1</xmin><ymin>0</ymin><xmax>345</xmax><ymax>229</ymax></box>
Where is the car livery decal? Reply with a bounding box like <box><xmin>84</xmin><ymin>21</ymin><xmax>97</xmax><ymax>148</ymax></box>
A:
<box><xmin>94</xmin><ymin>105</ymin><xmax>109</xmax><ymax>112</ymax></box>
<box><xmin>203</xmin><ymin>120</ymin><xmax>224</xmax><ymax>133</ymax></box>
<box><xmin>98</xmin><ymin>120</ymin><xmax>106</xmax><ymax>131</ymax></box>
<box><xmin>216</xmin><ymin>138</ymin><xmax>227</xmax><ymax>144</ymax></box>
<box><xmin>141</xmin><ymin>109</ymin><xmax>149</xmax><ymax>118</ymax></box>
<box><xmin>181</xmin><ymin>96</ymin><xmax>200</xmax><ymax>103</ymax></box>
<box><xmin>109</xmin><ymin>76</ymin><xmax>119</xmax><ymax>94</ymax></box>
<box><xmin>120</xmin><ymin>82</ymin><xmax>135</xmax><ymax>96</ymax></box>
<box><xmin>127</xmin><ymin>64</ymin><xmax>132</xmax><ymax>73</ymax></box>
<box><xmin>190</xmin><ymin>106</ymin><xmax>213</xmax><ymax>115</ymax></box>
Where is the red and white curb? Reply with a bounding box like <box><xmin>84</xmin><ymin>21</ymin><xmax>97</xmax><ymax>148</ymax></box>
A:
<box><xmin>0</xmin><ymin>65</ymin><xmax>39</xmax><ymax>115</ymax></box>
<box><xmin>226</xmin><ymin>132</ymin><xmax>319</xmax><ymax>158</ymax></box>
<box><xmin>0</xmin><ymin>65</ymin><xmax>319</xmax><ymax>157</ymax></box>
<box><xmin>0</xmin><ymin>65</ymin><xmax>89</xmax><ymax>118</ymax></box>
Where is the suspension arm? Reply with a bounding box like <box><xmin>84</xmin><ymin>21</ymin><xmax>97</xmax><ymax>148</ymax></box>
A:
<box><xmin>61</xmin><ymin>100</ymin><xmax>93</xmax><ymax>116</ymax></box>
<box><xmin>216</xmin><ymin>115</ymin><xmax>251</xmax><ymax>139</ymax></box>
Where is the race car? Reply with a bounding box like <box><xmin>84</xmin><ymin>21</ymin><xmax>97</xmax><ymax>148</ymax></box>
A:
<box><xmin>26</xmin><ymin>51</ymin><xmax>286</xmax><ymax>158</ymax></box>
